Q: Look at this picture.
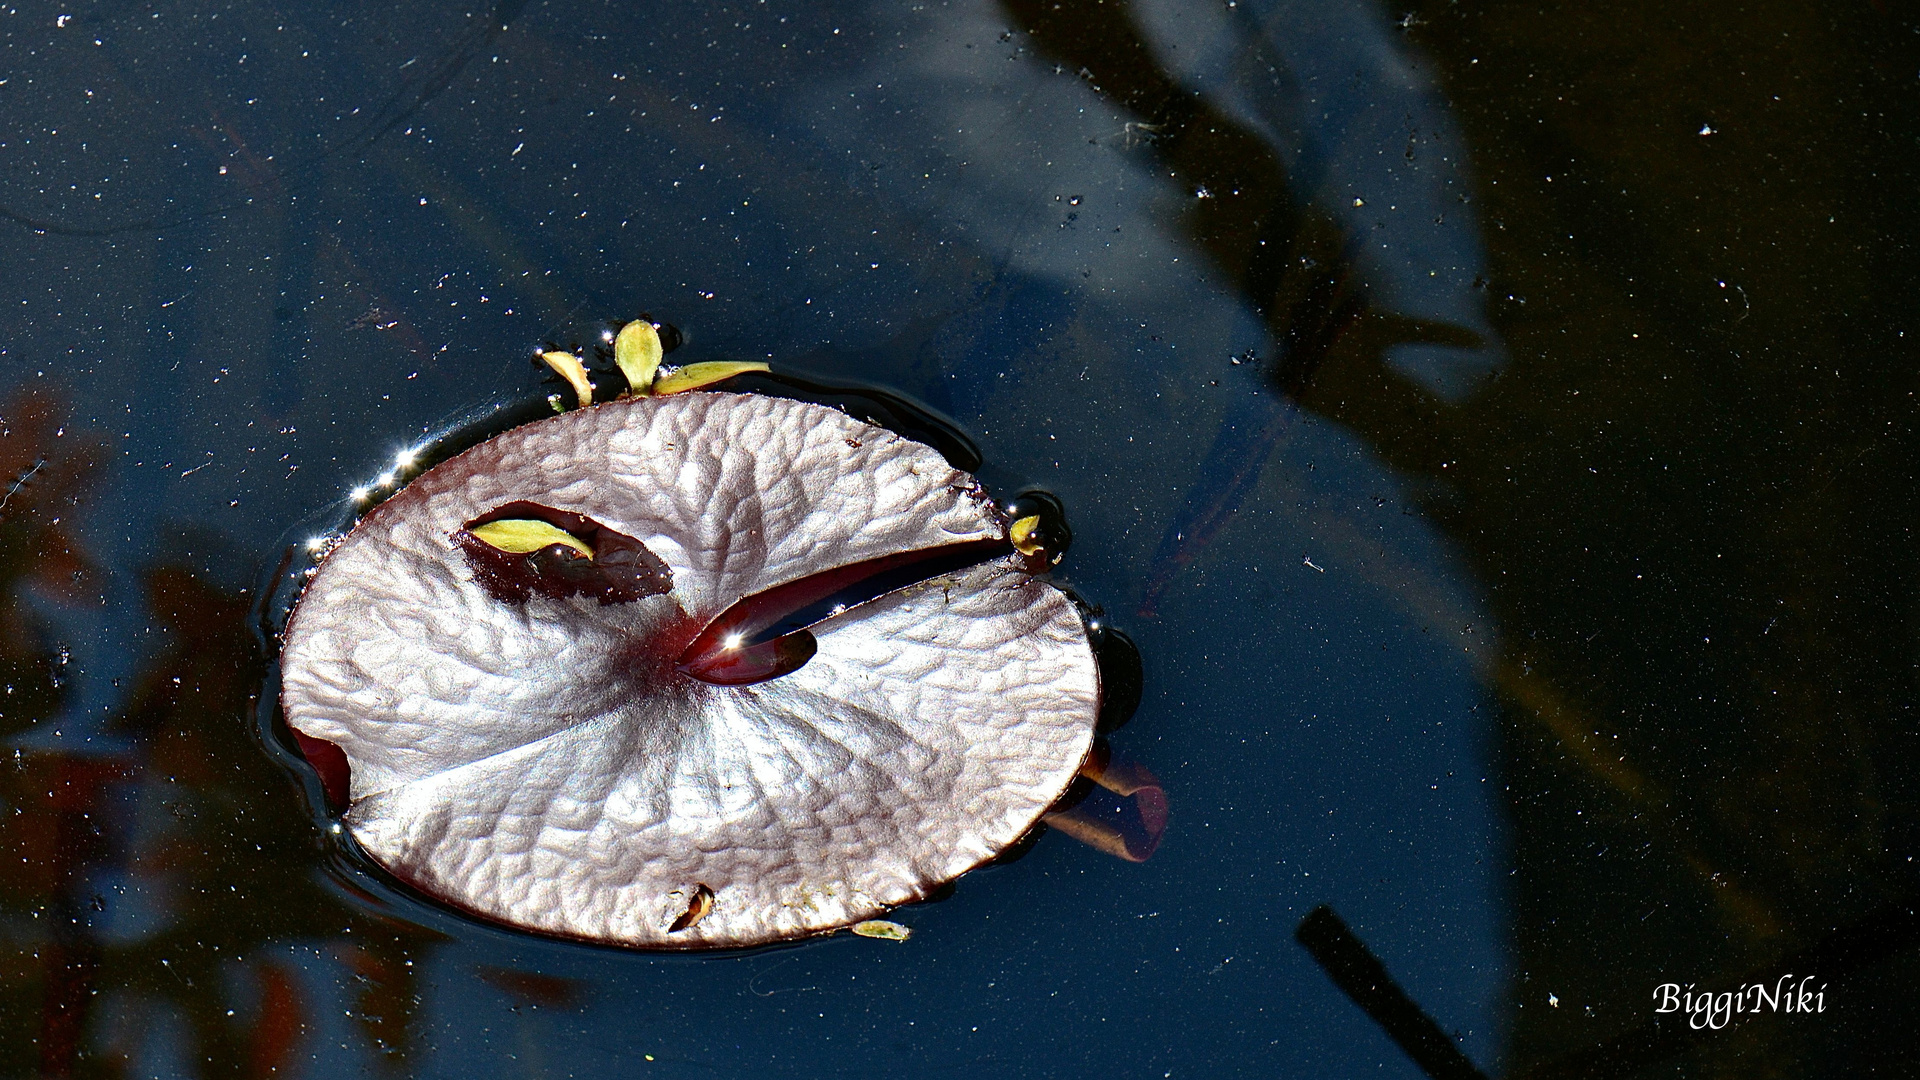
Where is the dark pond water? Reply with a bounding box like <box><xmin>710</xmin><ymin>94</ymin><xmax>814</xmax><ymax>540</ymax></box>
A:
<box><xmin>2</xmin><ymin>0</ymin><xmax>1916</xmax><ymax>1076</ymax></box>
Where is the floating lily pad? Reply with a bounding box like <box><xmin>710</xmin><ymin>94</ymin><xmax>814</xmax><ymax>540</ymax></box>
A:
<box><xmin>279</xmin><ymin>392</ymin><xmax>1099</xmax><ymax>948</ymax></box>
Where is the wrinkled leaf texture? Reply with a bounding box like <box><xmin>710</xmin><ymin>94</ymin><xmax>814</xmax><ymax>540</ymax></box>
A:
<box><xmin>281</xmin><ymin>392</ymin><xmax>1098</xmax><ymax>948</ymax></box>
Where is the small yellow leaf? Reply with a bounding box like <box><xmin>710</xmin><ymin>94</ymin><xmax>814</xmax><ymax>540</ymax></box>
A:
<box><xmin>850</xmin><ymin>919</ymin><xmax>911</xmax><ymax>942</ymax></box>
<box><xmin>615</xmin><ymin>320</ymin><xmax>664</xmax><ymax>396</ymax></box>
<box><xmin>653</xmin><ymin>361</ymin><xmax>771</xmax><ymax>396</ymax></box>
<box><xmin>540</xmin><ymin>350</ymin><xmax>594</xmax><ymax>409</ymax></box>
<box><xmin>1009</xmin><ymin>514</ymin><xmax>1044</xmax><ymax>556</ymax></box>
<box><xmin>469</xmin><ymin>519</ymin><xmax>594</xmax><ymax>559</ymax></box>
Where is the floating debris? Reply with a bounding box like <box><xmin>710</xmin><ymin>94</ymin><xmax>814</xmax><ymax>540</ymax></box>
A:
<box><xmin>668</xmin><ymin>885</ymin><xmax>715</xmax><ymax>932</ymax></box>
<box><xmin>851</xmin><ymin>920</ymin><xmax>912</xmax><ymax>942</ymax></box>
<box><xmin>1009</xmin><ymin>514</ymin><xmax>1044</xmax><ymax>556</ymax></box>
<box><xmin>539</xmin><ymin>350</ymin><xmax>593</xmax><ymax>409</ymax></box>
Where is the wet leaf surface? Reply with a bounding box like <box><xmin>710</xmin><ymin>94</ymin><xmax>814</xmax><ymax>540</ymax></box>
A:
<box><xmin>281</xmin><ymin>392</ymin><xmax>1099</xmax><ymax>948</ymax></box>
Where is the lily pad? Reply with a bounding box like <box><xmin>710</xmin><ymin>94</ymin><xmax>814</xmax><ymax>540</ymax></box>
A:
<box><xmin>279</xmin><ymin>392</ymin><xmax>1099</xmax><ymax>948</ymax></box>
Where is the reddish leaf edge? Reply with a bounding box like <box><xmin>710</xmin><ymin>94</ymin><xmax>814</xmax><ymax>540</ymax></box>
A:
<box><xmin>291</xmin><ymin>729</ymin><xmax>351</xmax><ymax>814</ymax></box>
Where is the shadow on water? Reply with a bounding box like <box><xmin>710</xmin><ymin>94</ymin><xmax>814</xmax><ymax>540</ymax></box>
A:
<box><xmin>1009</xmin><ymin>0</ymin><xmax>1920</xmax><ymax>1075</ymax></box>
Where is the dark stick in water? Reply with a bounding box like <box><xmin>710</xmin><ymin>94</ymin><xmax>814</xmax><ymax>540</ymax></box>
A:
<box><xmin>1294</xmin><ymin>905</ymin><xmax>1489</xmax><ymax>1080</ymax></box>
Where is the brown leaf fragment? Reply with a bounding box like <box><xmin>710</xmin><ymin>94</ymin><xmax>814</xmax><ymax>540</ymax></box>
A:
<box><xmin>454</xmin><ymin>501</ymin><xmax>671</xmax><ymax>605</ymax></box>
<box><xmin>668</xmin><ymin>885</ymin><xmax>715</xmax><ymax>932</ymax></box>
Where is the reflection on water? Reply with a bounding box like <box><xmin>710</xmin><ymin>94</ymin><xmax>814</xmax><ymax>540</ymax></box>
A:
<box><xmin>1019</xmin><ymin>0</ymin><xmax>1920</xmax><ymax>1073</ymax></box>
<box><xmin>1392</xmin><ymin>2</ymin><xmax>1920</xmax><ymax>1073</ymax></box>
<box><xmin>0</xmin><ymin>400</ymin><xmax>435</xmax><ymax>1072</ymax></box>
<box><xmin>1</xmin><ymin>0</ymin><xmax>1913</xmax><ymax>1074</ymax></box>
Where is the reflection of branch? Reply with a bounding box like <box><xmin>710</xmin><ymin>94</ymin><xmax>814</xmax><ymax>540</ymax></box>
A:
<box><xmin>1002</xmin><ymin>0</ymin><xmax>1487</xmax><ymax>616</ymax></box>
<box><xmin>1137</xmin><ymin>307</ymin><xmax>1481</xmax><ymax>614</ymax></box>
<box><xmin>1002</xmin><ymin>0</ymin><xmax>1340</xmax><ymax>337</ymax></box>
<box><xmin>1494</xmin><ymin>657</ymin><xmax>1784</xmax><ymax>941</ymax></box>
<box><xmin>248</xmin><ymin>963</ymin><xmax>308</xmax><ymax>1076</ymax></box>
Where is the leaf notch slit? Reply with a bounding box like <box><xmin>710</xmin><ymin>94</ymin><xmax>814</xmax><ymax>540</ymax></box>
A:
<box><xmin>676</xmin><ymin>537</ymin><xmax>1013</xmax><ymax>687</ymax></box>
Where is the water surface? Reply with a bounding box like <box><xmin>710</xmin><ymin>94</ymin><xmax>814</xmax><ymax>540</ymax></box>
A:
<box><xmin>2</xmin><ymin>0</ymin><xmax>1915</xmax><ymax>1076</ymax></box>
